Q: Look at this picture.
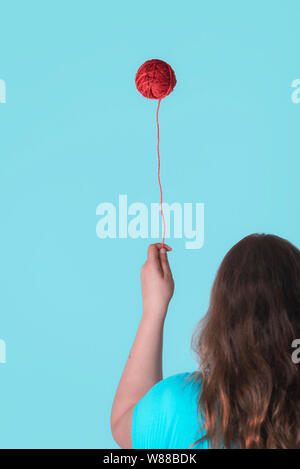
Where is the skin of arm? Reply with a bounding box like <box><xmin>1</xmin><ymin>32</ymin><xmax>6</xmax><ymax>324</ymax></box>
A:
<box><xmin>110</xmin><ymin>243</ymin><xmax>174</xmax><ymax>448</ymax></box>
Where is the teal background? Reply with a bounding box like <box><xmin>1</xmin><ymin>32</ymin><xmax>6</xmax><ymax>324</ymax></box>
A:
<box><xmin>0</xmin><ymin>0</ymin><xmax>299</xmax><ymax>448</ymax></box>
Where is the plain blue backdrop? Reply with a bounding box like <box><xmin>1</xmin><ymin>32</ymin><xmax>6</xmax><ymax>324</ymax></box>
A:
<box><xmin>0</xmin><ymin>0</ymin><xmax>299</xmax><ymax>448</ymax></box>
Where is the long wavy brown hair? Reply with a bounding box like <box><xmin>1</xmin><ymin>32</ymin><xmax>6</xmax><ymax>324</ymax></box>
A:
<box><xmin>192</xmin><ymin>233</ymin><xmax>300</xmax><ymax>449</ymax></box>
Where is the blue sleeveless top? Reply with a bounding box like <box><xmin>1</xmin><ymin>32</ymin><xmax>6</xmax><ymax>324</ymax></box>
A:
<box><xmin>131</xmin><ymin>372</ymin><xmax>209</xmax><ymax>449</ymax></box>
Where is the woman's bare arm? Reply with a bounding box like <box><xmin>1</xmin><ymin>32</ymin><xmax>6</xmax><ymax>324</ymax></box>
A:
<box><xmin>110</xmin><ymin>243</ymin><xmax>174</xmax><ymax>448</ymax></box>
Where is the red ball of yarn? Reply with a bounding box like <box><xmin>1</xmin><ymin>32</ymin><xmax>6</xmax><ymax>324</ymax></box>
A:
<box><xmin>135</xmin><ymin>59</ymin><xmax>177</xmax><ymax>100</ymax></box>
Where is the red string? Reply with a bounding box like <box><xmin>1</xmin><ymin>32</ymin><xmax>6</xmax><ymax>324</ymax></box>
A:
<box><xmin>156</xmin><ymin>98</ymin><xmax>166</xmax><ymax>248</ymax></box>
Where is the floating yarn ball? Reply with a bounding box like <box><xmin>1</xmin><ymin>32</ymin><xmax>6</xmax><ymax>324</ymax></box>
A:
<box><xmin>135</xmin><ymin>59</ymin><xmax>177</xmax><ymax>248</ymax></box>
<box><xmin>135</xmin><ymin>59</ymin><xmax>177</xmax><ymax>100</ymax></box>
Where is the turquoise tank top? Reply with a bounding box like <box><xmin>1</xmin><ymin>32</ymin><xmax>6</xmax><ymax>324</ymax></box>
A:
<box><xmin>131</xmin><ymin>372</ymin><xmax>209</xmax><ymax>449</ymax></box>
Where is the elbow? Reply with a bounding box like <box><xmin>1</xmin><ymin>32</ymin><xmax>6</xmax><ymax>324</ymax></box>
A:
<box><xmin>110</xmin><ymin>409</ymin><xmax>119</xmax><ymax>445</ymax></box>
<box><xmin>110</xmin><ymin>406</ymin><xmax>134</xmax><ymax>449</ymax></box>
<box><xmin>110</xmin><ymin>413</ymin><xmax>119</xmax><ymax>446</ymax></box>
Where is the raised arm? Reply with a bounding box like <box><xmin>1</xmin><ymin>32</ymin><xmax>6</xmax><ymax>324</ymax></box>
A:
<box><xmin>110</xmin><ymin>243</ymin><xmax>174</xmax><ymax>448</ymax></box>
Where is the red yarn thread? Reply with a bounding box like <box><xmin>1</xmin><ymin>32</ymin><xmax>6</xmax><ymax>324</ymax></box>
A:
<box><xmin>156</xmin><ymin>97</ymin><xmax>166</xmax><ymax>247</ymax></box>
<box><xmin>135</xmin><ymin>59</ymin><xmax>177</xmax><ymax>247</ymax></box>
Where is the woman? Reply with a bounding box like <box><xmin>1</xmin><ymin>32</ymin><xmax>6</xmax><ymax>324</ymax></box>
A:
<box><xmin>111</xmin><ymin>234</ymin><xmax>300</xmax><ymax>449</ymax></box>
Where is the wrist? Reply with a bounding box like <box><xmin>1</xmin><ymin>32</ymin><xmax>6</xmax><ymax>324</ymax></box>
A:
<box><xmin>142</xmin><ymin>305</ymin><xmax>168</xmax><ymax>324</ymax></box>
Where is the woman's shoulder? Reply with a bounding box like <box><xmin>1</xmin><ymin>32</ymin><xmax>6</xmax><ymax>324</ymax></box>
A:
<box><xmin>134</xmin><ymin>372</ymin><xmax>202</xmax><ymax>413</ymax></box>
<box><xmin>146</xmin><ymin>371</ymin><xmax>201</xmax><ymax>402</ymax></box>
<box><xmin>132</xmin><ymin>371</ymin><xmax>205</xmax><ymax>449</ymax></box>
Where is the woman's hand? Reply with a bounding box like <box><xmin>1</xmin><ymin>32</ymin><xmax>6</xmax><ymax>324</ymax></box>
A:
<box><xmin>141</xmin><ymin>243</ymin><xmax>174</xmax><ymax>319</ymax></box>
